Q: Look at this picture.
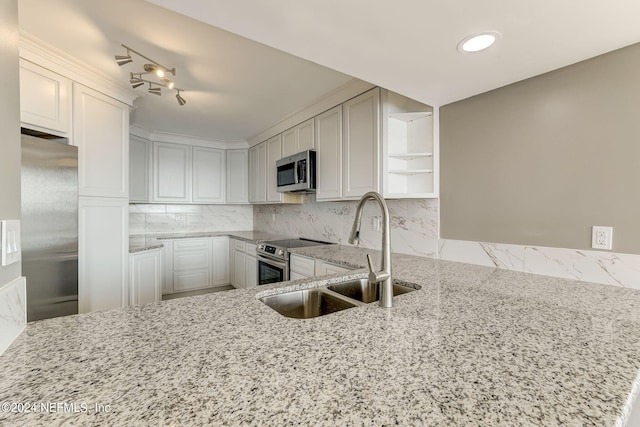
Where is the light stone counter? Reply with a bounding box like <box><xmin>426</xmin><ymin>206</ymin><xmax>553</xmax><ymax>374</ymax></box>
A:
<box><xmin>1</xmin><ymin>245</ymin><xmax>640</xmax><ymax>426</ymax></box>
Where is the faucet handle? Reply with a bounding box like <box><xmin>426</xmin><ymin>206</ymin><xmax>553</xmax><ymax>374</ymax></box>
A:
<box><xmin>366</xmin><ymin>254</ymin><xmax>390</xmax><ymax>284</ymax></box>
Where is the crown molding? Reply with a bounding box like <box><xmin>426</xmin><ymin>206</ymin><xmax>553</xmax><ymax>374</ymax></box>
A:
<box><xmin>19</xmin><ymin>31</ymin><xmax>138</xmax><ymax>106</ymax></box>
<box><xmin>129</xmin><ymin>125</ymin><xmax>248</xmax><ymax>149</ymax></box>
<box><xmin>247</xmin><ymin>78</ymin><xmax>375</xmax><ymax>146</ymax></box>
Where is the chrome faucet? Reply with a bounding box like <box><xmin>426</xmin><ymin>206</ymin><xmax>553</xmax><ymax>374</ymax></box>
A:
<box><xmin>348</xmin><ymin>191</ymin><xmax>393</xmax><ymax>308</ymax></box>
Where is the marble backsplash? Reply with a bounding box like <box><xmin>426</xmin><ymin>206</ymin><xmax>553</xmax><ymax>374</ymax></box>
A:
<box><xmin>130</xmin><ymin>204</ymin><xmax>253</xmax><ymax>235</ymax></box>
<box><xmin>0</xmin><ymin>277</ymin><xmax>26</xmax><ymax>355</ymax></box>
<box><xmin>253</xmin><ymin>196</ymin><xmax>439</xmax><ymax>257</ymax></box>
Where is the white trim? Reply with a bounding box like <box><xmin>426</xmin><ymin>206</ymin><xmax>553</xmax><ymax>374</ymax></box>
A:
<box><xmin>129</xmin><ymin>124</ymin><xmax>248</xmax><ymax>149</ymax></box>
<box><xmin>19</xmin><ymin>31</ymin><xmax>138</xmax><ymax>106</ymax></box>
<box><xmin>247</xmin><ymin>79</ymin><xmax>375</xmax><ymax>146</ymax></box>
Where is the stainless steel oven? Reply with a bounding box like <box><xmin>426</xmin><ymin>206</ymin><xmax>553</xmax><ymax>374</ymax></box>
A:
<box><xmin>256</xmin><ymin>238</ymin><xmax>333</xmax><ymax>286</ymax></box>
<box><xmin>257</xmin><ymin>253</ymin><xmax>288</xmax><ymax>286</ymax></box>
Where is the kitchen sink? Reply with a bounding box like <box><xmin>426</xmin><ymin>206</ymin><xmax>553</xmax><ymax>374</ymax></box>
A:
<box><xmin>260</xmin><ymin>288</ymin><xmax>358</xmax><ymax>319</ymax></box>
<box><xmin>327</xmin><ymin>279</ymin><xmax>416</xmax><ymax>303</ymax></box>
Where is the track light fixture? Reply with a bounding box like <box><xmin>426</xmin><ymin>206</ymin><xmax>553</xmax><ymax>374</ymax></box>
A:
<box><xmin>115</xmin><ymin>43</ymin><xmax>186</xmax><ymax>106</ymax></box>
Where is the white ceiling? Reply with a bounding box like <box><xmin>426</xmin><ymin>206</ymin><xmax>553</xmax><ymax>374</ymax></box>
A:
<box><xmin>17</xmin><ymin>0</ymin><xmax>354</xmax><ymax>142</ymax></box>
<box><xmin>147</xmin><ymin>0</ymin><xmax>640</xmax><ymax>108</ymax></box>
<box><xmin>18</xmin><ymin>0</ymin><xmax>640</xmax><ymax>143</ymax></box>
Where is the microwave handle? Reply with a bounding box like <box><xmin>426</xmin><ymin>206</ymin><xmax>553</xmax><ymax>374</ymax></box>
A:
<box><xmin>294</xmin><ymin>160</ymin><xmax>299</xmax><ymax>184</ymax></box>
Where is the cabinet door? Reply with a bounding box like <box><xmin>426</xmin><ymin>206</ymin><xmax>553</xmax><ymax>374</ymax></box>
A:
<box><xmin>248</xmin><ymin>145</ymin><xmax>260</xmax><ymax>203</ymax></box>
<box><xmin>249</xmin><ymin>143</ymin><xmax>267</xmax><ymax>203</ymax></box>
<box><xmin>130</xmin><ymin>249</ymin><xmax>162</xmax><ymax>305</ymax></box>
<box><xmin>211</xmin><ymin>237</ymin><xmax>230</xmax><ymax>286</ymax></box>
<box><xmin>153</xmin><ymin>142</ymin><xmax>191</xmax><ymax>203</ymax></box>
<box><xmin>192</xmin><ymin>147</ymin><xmax>225</xmax><ymax>203</ymax></box>
<box><xmin>226</xmin><ymin>149</ymin><xmax>248</xmax><ymax>204</ymax></box>
<box><xmin>245</xmin><ymin>255</ymin><xmax>257</xmax><ymax>288</ymax></box>
<box><xmin>297</xmin><ymin>118</ymin><xmax>315</xmax><ymax>152</ymax></box>
<box><xmin>315</xmin><ymin>105</ymin><xmax>343</xmax><ymax>200</ymax></box>
<box><xmin>129</xmin><ymin>136</ymin><xmax>151</xmax><ymax>202</ymax></box>
<box><xmin>266</xmin><ymin>135</ymin><xmax>283</xmax><ymax>203</ymax></box>
<box><xmin>79</xmin><ymin>197</ymin><xmax>128</xmax><ymax>313</ymax></box>
<box><xmin>343</xmin><ymin>88</ymin><xmax>380</xmax><ymax>199</ymax></box>
<box><xmin>282</xmin><ymin>128</ymin><xmax>297</xmax><ymax>158</ymax></box>
<box><xmin>74</xmin><ymin>83</ymin><xmax>129</xmax><ymax>198</ymax></box>
<box><xmin>233</xmin><ymin>250</ymin><xmax>246</xmax><ymax>288</ymax></box>
<box><xmin>258</xmin><ymin>143</ymin><xmax>268</xmax><ymax>202</ymax></box>
<box><xmin>19</xmin><ymin>59</ymin><xmax>72</xmax><ymax>137</ymax></box>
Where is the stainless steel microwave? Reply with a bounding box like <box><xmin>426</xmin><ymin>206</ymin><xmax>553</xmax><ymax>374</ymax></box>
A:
<box><xmin>276</xmin><ymin>149</ymin><xmax>316</xmax><ymax>193</ymax></box>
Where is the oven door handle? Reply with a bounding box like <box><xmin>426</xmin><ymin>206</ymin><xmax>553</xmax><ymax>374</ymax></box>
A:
<box><xmin>257</xmin><ymin>254</ymin><xmax>287</xmax><ymax>269</ymax></box>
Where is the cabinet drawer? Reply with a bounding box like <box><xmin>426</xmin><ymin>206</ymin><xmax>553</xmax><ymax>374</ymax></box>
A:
<box><xmin>174</xmin><ymin>238</ymin><xmax>209</xmax><ymax>251</ymax></box>
<box><xmin>174</xmin><ymin>251</ymin><xmax>209</xmax><ymax>270</ymax></box>
<box><xmin>290</xmin><ymin>254</ymin><xmax>315</xmax><ymax>277</ymax></box>
<box><xmin>174</xmin><ymin>269</ymin><xmax>210</xmax><ymax>291</ymax></box>
<box><xmin>233</xmin><ymin>239</ymin><xmax>246</xmax><ymax>252</ymax></box>
<box><xmin>245</xmin><ymin>242</ymin><xmax>257</xmax><ymax>255</ymax></box>
<box><xmin>316</xmin><ymin>260</ymin><xmax>352</xmax><ymax>276</ymax></box>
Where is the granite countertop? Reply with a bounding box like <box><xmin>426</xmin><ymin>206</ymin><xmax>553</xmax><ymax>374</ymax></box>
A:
<box><xmin>2</xmin><ymin>245</ymin><xmax>640</xmax><ymax>426</ymax></box>
<box><xmin>128</xmin><ymin>230</ymin><xmax>291</xmax><ymax>253</ymax></box>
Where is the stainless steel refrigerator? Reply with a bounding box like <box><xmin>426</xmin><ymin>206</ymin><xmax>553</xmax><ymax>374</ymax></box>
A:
<box><xmin>21</xmin><ymin>131</ymin><xmax>78</xmax><ymax>321</ymax></box>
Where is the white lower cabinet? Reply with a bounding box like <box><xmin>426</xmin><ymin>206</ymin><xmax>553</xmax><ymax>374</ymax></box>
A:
<box><xmin>316</xmin><ymin>260</ymin><xmax>352</xmax><ymax>275</ymax></box>
<box><xmin>245</xmin><ymin>255</ymin><xmax>257</xmax><ymax>287</ymax></box>
<box><xmin>230</xmin><ymin>238</ymin><xmax>257</xmax><ymax>288</ymax></box>
<box><xmin>162</xmin><ymin>236</ymin><xmax>230</xmax><ymax>294</ymax></box>
<box><xmin>130</xmin><ymin>248</ymin><xmax>162</xmax><ymax>305</ymax></box>
<box><xmin>79</xmin><ymin>197</ymin><xmax>128</xmax><ymax>313</ymax></box>
<box><xmin>290</xmin><ymin>254</ymin><xmax>315</xmax><ymax>278</ymax></box>
<box><xmin>290</xmin><ymin>254</ymin><xmax>353</xmax><ymax>279</ymax></box>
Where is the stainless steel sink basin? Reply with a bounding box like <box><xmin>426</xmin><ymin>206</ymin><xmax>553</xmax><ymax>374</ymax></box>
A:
<box><xmin>327</xmin><ymin>279</ymin><xmax>415</xmax><ymax>304</ymax></box>
<box><xmin>260</xmin><ymin>289</ymin><xmax>357</xmax><ymax>319</ymax></box>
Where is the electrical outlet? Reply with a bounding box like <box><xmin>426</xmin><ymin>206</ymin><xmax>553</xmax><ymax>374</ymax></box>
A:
<box><xmin>371</xmin><ymin>216</ymin><xmax>381</xmax><ymax>232</ymax></box>
<box><xmin>592</xmin><ymin>226</ymin><xmax>613</xmax><ymax>250</ymax></box>
<box><xmin>1</xmin><ymin>220</ymin><xmax>21</xmax><ymax>266</ymax></box>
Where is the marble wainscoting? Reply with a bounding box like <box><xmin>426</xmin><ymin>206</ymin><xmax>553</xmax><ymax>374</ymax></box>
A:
<box><xmin>0</xmin><ymin>276</ymin><xmax>26</xmax><ymax>355</ymax></box>
<box><xmin>439</xmin><ymin>239</ymin><xmax>640</xmax><ymax>290</ymax></box>
<box><xmin>253</xmin><ymin>196</ymin><xmax>440</xmax><ymax>257</ymax></box>
<box><xmin>129</xmin><ymin>204</ymin><xmax>254</xmax><ymax>236</ymax></box>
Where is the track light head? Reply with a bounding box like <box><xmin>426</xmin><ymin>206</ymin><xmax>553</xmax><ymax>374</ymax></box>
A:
<box><xmin>130</xmin><ymin>80</ymin><xmax>144</xmax><ymax>89</ymax></box>
<box><xmin>161</xmin><ymin>78</ymin><xmax>174</xmax><ymax>90</ymax></box>
<box><xmin>148</xmin><ymin>85</ymin><xmax>161</xmax><ymax>96</ymax></box>
<box><xmin>115</xmin><ymin>54</ymin><xmax>132</xmax><ymax>66</ymax></box>
<box><xmin>176</xmin><ymin>91</ymin><xmax>186</xmax><ymax>106</ymax></box>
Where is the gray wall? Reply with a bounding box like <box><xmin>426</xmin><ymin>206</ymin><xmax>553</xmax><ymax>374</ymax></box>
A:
<box><xmin>440</xmin><ymin>43</ymin><xmax>640</xmax><ymax>255</ymax></box>
<box><xmin>0</xmin><ymin>0</ymin><xmax>21</xmax><ymax>286</ymax></box>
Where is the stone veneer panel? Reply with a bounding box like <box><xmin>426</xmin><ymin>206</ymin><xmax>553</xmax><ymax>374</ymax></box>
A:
<box><xmin>0</xmin><ymin>277</ymin><xmax>26</xmax><ymax>355</ymax></box>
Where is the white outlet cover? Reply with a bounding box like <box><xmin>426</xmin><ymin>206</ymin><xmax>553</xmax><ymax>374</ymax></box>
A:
<box><xmin>1</xmin><ymin>220</ymin><xmax>21</xmax><ymax>266</ymax></box>
<box><xmin>592</xmin><ymin>226</ymin><xmax>613</xmax><ymax>250</ymax></box>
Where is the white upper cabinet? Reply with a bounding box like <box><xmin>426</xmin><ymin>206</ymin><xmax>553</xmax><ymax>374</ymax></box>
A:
<box><xmin>315</xmin><ymin>105</ymin><xmax>343</xmax><ymax>201</ymax></box>
<box><xmin>74</xmin><ymin>83</ymin><xmax>129</xmax><ymax>199</ymax></box>
<box><xmin>249</xmin><ymin>142</ymin><xmax>267</xmax><ymax>203</ymax></box>
<box><xmin>19</xmin><ymin>59</ymin><xmax>72</xmax><ymax>137</ymax></box>
<box><xmin>281</xmin><ymin>118</ymin><xmax>315</xmax><ymax>157</ymax></box>
<box><xmin>153</xmin><ymin>142</ymin><xmax>191</xmax><ymax>203</ymax></box>
<box><xmin>381</xmin><ymin>89</ymin><xmax>438</xmax><ymax>198</ymax></box>
<box><xmin>192</xmin><ymin>147</ymin><xmax>226</xmax><ymax>204</ymax></box>
<box><xmin>342</xmin><ymin>87</ymin><xmax>380</xmax><ymax>199</ymax></box>
<box><xmin>129</xmin><ymin>135</ymin><xmax>151</xmax><ymax>203</ymax></box>
<box><xmin>226</xmin><ymin>149</ymin><xmax>248</xmax><ymax>204</ymax></box>
<box><xmin>266</xmin><ymin>134</ymin><xmax>283</xmax><ymax>203</ymax></box>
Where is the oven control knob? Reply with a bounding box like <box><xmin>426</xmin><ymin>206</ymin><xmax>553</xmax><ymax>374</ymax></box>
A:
<box><xmin>278</xmin><ymin>250</ymin><xmax>285</xmax><ymax>256</ymax></box>
<box><xmin>258</xmin><ymin>244</ymin><xmax>264</xmax><ymax>250</ymax></box>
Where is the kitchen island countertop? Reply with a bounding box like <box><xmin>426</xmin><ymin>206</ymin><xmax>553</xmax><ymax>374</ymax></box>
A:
<box><xmin>1</xmin><ymin>245</ymin><xmax>639</xmax><ymax>426</ymax></box>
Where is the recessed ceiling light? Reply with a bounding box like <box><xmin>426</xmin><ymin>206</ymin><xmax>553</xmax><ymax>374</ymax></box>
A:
<box><xmin>457</xmin><ymin>32</ymin><xmax>501</xmax><ymax>53</ymax></box>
